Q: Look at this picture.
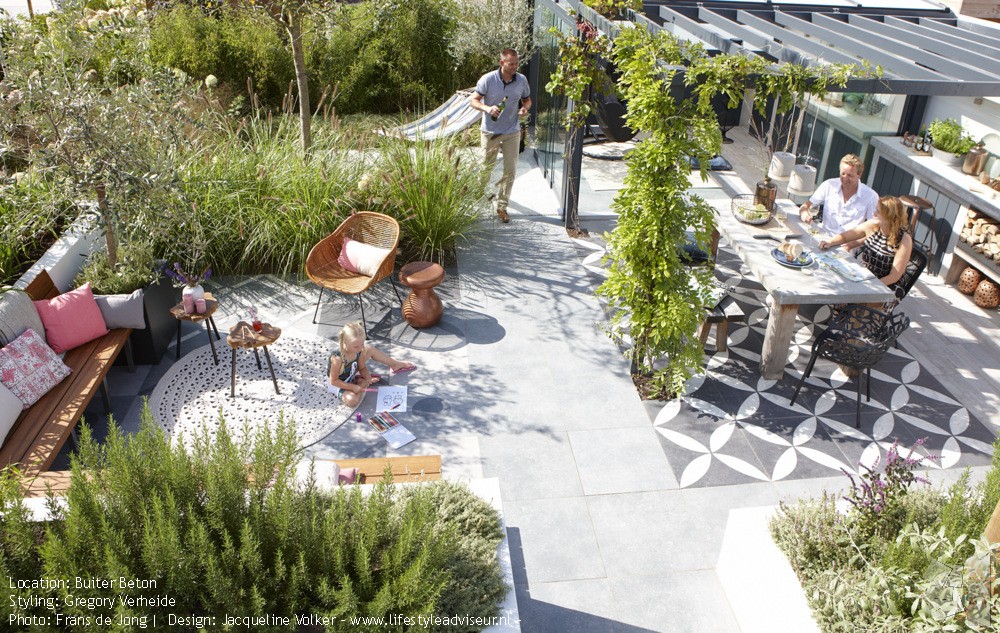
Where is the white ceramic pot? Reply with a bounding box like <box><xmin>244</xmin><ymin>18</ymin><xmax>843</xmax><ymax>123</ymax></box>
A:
<box><xmin>932</xmin><ymin>146</ymin><xmax>965</xmax><ymax>168</ymax></box>
<box><xmin>769</xmin><ymin>152</ymin><xmax>796</xmax><ymax>178</ymax></box>
<box><xmin>788</xmin><ymin>165</ymin><xmax>817</xmax><ymax>195</ymax></box>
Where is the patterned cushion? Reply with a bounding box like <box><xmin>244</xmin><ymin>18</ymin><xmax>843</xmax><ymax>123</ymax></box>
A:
<box><xmin>0</xmin><ymin>328</ymin><xmax>71</xmax><ymax>409</ymax></box>
<box><xmin>338</xmin><ymin>237</ymin><xmax>391</xmax><ymax>277</ymax></box>
<box><xmin>0</xmin><ymin>289</ymin><xmax>47</xmax><ymax>347</ymax></box>
<box><xmin>33</xmin><ymin>283</ymin><xmax>109</xmax><ymax>354</ymax></box>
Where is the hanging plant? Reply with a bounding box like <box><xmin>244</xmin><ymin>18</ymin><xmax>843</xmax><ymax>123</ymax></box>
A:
<box><xmin>547</xmin><ymin>11</ymin><xmax>868</xmax><ymax>397</ymax></box>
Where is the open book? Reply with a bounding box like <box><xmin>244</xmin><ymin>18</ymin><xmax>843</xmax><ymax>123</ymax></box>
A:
<box><xmin>367</xmin><ymin>412</ymin><xmax>416</xmax><ymax>449</ymax></box>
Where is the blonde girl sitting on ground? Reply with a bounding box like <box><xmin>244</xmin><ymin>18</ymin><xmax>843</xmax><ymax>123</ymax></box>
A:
<box><xmin>327</xmin><ymin>322</ymin><xmax>416</xmax><ymax>408</ymax></box>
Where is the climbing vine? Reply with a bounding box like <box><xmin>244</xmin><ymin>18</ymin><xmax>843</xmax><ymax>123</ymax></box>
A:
<box><xmin>547</xmin><ymin>8</ymin><xmax>866</xmax><ymax>397</ymax></box>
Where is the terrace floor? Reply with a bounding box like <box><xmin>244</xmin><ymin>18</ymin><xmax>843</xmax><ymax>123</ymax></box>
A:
<box><xmin>70</xmin><ymin>132</ymin><xmax>1000</xmax><ymax>632</ymax></box>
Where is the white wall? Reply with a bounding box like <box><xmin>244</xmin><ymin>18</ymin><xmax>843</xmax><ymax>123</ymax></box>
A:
<box><xmin>923</xmin><ymin>96</ymin><xmax>1000</xmax><ymax>153</ymax></box>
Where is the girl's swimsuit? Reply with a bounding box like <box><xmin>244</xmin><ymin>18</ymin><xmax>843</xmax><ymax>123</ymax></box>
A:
<box><xmin>327</xmin><ymin>350</ymin><xmax>361</xmax><ymax>397</ymax></box>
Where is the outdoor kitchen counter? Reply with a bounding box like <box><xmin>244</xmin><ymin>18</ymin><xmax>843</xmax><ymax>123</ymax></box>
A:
<box><xmin>871</xmin><ymin>136</ymin><xmax>1000</xmax><ymax>221</ymax></box>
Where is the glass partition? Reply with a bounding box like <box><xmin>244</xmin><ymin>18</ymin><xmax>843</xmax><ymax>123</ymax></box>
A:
<box><xmin>534</xmin><ymin>4</ymin><xmax>571</xmax><ymax>205</ymax></box>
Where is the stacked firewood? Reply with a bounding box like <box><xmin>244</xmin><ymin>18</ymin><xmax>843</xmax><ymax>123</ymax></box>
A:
<box><xmin>961</xmin><ymin>210</ymin><xmax>1000</xmax><ymax>264</ymax></box>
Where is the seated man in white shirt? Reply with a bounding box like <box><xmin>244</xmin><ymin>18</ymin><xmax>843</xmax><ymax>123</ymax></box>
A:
<box><xmin>799</xmin><ymin>154</ymin><xmax>878</xmax><ymax>249</ymax></box>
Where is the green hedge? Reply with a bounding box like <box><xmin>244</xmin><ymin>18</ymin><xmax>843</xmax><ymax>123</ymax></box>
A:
<box><xmin>148</xmin><ymin>0</ymin><xmax>460</xmax><ymax>116</ymax></box>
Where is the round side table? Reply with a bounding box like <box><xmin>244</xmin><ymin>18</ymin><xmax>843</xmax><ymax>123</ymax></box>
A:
<box><xmin>399</xmin><ymin>261</ymin><xmax>445</xmax><ymax>328</ymax></box>
<box><xmin>226</xmin><ymin>321</ymin><xmax>282</xmax><ymax>397</ymax></box>
<box><xmin>170</xmin><ymin>293</ymin><xmax>221</xmax><ymax>365</ymax></box>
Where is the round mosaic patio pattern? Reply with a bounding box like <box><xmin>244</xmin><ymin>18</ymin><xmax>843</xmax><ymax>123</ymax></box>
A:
<box><xmin>572</xmin><ymin>236</ymin><xmax>996</xmax><ymax>488</ymax></box>
<box><xmin>149</xmin><ymin>331</ymin><xmax>355</xmax><ymax>450</ymax></box>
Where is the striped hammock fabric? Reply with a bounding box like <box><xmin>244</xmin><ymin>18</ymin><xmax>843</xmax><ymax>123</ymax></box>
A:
<box><xmin>380</xmin><ymin>89</ymin><xmax>481</xmax><ymax>141</ymax></box>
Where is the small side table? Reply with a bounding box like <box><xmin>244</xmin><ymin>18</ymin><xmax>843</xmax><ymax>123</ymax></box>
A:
<box><xmin>227</xmin><ymin>321</ymin><xmax>281</xmax><ymax>397</ymax></box>
<box><xmin>399</xmin><ymin>261</ymin><xmax>445</xmax><ymax>328</ymax></box>
<box><xmin>170</xmin><ymin>294</ymin><xmax>221</xmax><ymax>365</ymax></box>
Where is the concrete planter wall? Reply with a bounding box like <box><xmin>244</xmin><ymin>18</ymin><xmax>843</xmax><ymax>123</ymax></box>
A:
<box><xmin>14</xmin><ymin>213</ymin><xmax>100</xmax><ymax>292</ymax></box>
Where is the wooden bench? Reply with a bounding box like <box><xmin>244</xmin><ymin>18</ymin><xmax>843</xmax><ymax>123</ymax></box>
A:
<box><xmin>22</xmin><ymin>455</ymin><xmax>443</xmax><ymax>498</ymax></box>
<box><xmin>699</xmin><ymin>294</ymin><xmax>746</xmax><ymax>353</ymax></box>
<box><xmin>1</xmin><ymin>270</ymin><xmax>133</xmax><ymax>483</ymax></box>
<box><xmin>333</xmin><ymin>455</ymin><xmax>442</xmax><ymax>484</ymax></box>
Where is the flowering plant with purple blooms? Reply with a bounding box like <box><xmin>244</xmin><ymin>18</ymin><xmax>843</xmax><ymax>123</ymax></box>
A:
<box><xmin>842</xmin><ymin>438</ymin><xmax>936</xmax><ymax>540</ymax></box>
<box><xmin>163</xmin><ymin>262</ymin><xmax>212</xmax><ymax>288</ymax></box>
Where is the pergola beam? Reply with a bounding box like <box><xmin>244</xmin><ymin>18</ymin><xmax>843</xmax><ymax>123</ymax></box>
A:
<box><xmin>916</xmin><ymin>17</ymin><xmax>1000</xmax><ymax>54</ymax></box>
<box><xmin>846</xmin><ymin>14</ymin><xmax>1000</xmax><ymax>81</ymax></box>
<box><xmin>776</xmin><ymin>12</ymin><xmax>943</xmax><ymax>81</ymax></box>
<box><xmin>657</xmin><ymin>7</ymin><xmax>754</xmax><ymax>57</ymax></box>
<box><xmin>730</xmin><ymin>9</ymin><xmax>861</xmax><ymax>68</ymax></box>
<box><xmin>885</xmin><ymin>15</ymin><xmax>1000</xmax><ymax>59</ymax></box>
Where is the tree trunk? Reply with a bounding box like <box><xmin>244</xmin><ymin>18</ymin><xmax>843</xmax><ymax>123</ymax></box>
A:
<box><xmin>286</xmin><ymin>15</ymin><xmax>311</xmax><ymax>155</ymax></box>
<box><xmin>95</xmin><ymin>182</ymin><xmax>117</xmax><ymax>269</ymax></box>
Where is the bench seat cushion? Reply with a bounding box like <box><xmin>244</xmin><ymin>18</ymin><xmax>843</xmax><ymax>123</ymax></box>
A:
<box><xmin>0</xmin><ymin>328</ymin><xmax>71</xmax><ymax>408</ymax></box>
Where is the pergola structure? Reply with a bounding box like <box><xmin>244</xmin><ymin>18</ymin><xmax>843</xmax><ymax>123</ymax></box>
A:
<box><xmin>531</xmin><ymin>0</ymin><xmax>1000</xmax><ymax>225</ymax></box>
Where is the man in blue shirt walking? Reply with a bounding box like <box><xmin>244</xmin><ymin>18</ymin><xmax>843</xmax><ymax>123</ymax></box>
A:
<box><xmin>469</xmin><ymin>48</ymin><xmax>532</xmax><ymax>223</ymax></box>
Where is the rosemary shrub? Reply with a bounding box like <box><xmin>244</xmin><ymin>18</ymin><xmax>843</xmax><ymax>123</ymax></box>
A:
<box><xmin>1</xmin><ymin>407</ymin><xmax>506</xmax><ymax>630</ymax></box>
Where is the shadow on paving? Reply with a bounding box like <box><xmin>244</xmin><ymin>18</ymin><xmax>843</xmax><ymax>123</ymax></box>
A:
<box><xmin>569</xmin><ymin>227</ymin><xmax>995</xmax><ymax>488</ymax></box>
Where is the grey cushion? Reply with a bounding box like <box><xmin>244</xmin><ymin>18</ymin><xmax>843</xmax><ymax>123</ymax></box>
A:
<box><xmin>0</xmin><ymin>382</ymin><xmax>22</xmax><ymax>445</ymax></box>
<box><xmin>94</xmin><ymin>290</ymin><xmax>146</xmax><ymax>329</ymax></box>
<box><xmin>0</xmin><ymin>289</ymin><xmax>47</xmax><ymax>346</ymax></box>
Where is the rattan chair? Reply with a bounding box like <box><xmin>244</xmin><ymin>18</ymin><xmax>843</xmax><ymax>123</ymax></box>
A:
<box><xmin>306</xmin><ymin>212</ymin><xmax>403</xmax><ymax>336</ymax></box>
<box><xmin>790</xmin><ymin>304</ymin><xmax>910</xmax><ymax>428</ymax></box>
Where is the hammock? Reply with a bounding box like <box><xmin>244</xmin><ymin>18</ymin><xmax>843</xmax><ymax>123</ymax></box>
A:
<box><xmin>381</xmin><ymin>89</ymin><xmax>481</xmax><ymax>141</ymax></box>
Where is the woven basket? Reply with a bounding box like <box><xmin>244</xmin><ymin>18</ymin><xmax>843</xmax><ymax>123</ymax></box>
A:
<box><xmin>731</xmin><ymin>194</ymin><xmax>773</xmax><ymax>226</ymax></box>
<box><xmin>958</xmin><ymin>266</ymin><xmax>983</xmax><ymax>295</ymax></box>
<box><xmin>974</xmin><ymin>279</ymin><xmax>1000</xmax><ymax>309</ymax></box>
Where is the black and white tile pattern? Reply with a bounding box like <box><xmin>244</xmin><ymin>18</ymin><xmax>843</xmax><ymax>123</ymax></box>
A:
<box><xmin>574</xmin><ymin>235</ymin><xmax>997</xmax><ymax>488</ymax></box>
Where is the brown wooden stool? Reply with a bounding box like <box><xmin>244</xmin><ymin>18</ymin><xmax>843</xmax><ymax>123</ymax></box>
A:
<box><xmin>226</xmin><ymin>321</ymin><xmax>281</xmax><ymax>397</ymax></box>
<box><xmin>399</xmin><ymin>261</ymin><xmax>445</xmax><ymax>328</ymax></box>
<box><xmin>900</xmin><ymin>195</ymin><xmax>936</xmax><ymax>264</ymax></box>
<box><xmin>170</xmin><ymin>294</ymin><xmax>220</xmax><ymax>365</ymax></box>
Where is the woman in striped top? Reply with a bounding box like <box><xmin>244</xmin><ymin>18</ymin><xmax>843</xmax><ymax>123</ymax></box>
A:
<box><xmin>819</xmin><ymin>195</ymin><xmax>914</xmax><ymax>302</ymax></box>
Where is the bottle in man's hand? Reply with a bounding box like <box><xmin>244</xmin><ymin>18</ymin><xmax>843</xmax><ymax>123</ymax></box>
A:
<box><xmin>490</xmin><ymin>97</ymin><xmax>507</xmax><ymax>122</ymax></box>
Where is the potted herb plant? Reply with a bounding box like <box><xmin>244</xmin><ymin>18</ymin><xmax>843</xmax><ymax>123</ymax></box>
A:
<box><xmin>75</xmin><ymin>240</ymin><xmax>178</xmax><ymax>365</ymax></box>
<box><xmin>927</xmin><ymin>118</ymin><xmax>977</xmax><ymax>167</ymax></box>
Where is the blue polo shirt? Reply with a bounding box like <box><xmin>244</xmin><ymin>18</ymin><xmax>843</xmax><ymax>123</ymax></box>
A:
<box><xmin>475</xmin><ymin>68</ymin><xmax>531</xmax><ymax>135</ymax></box>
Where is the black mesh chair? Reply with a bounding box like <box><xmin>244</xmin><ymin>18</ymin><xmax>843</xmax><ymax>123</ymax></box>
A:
<box><xmin>790</xmin><ymin>304</ymin><xmax>910</xmax><ymax>428</ymax></box>
<box><xmin>894</xmin><ymin>245</ymin><xmax>928</xmax><ymax>303</ymax></box>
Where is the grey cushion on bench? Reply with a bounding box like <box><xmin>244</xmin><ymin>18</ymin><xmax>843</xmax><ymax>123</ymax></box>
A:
<box><xmin>0</xmin><ymin>290</ymin><xmax>47</xmax><ymax>346</ymax></box>
<box><xmin>0</xmin><ymin>384</ymin><xmax>21</xmax><ymax>446</ymax></box>
<box><xmin>95</xmin><ymin>290</ymin><xmax>146</xmax><ymax>329</ymax></box>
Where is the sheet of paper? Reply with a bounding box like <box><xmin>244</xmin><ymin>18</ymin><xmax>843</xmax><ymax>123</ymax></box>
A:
<box><xmin>381</xmin><ymin>425</ymin><xmax>416</xmax><ymax>449</ymax></box>
<box><xmin>375</xmin><ymin>386</ymin><xmax>408</xmax><ymax>413</ymax></box>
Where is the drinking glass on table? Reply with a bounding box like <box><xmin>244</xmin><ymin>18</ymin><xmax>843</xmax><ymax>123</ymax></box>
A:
<box><xmin>775</xmin><ymin>207</ymin><xmax>788</xmax><ymax>224</ymax></box>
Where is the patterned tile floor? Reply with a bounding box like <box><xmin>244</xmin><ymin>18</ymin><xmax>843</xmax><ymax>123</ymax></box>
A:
<box><xmin>575</xmin><ymin>234</ymin><xmax>997</xmax><ymax>488</ymax></box>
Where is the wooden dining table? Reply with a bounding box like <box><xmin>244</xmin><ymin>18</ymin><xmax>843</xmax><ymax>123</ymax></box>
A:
<box><xmin>710</xmin><ymin>198</ymin><xmax>894</xmax><ymax>380</ymax></box>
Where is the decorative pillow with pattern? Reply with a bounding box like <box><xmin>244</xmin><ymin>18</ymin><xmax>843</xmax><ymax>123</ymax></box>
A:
<box><xmin>0</xmin><ymin>328</ymin><xmax>72</xmax><ymax>409</ymax></box>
